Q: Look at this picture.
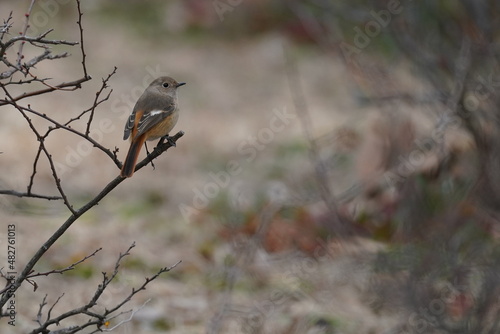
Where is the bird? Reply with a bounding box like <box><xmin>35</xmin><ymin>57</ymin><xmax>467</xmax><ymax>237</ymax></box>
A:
<box><xmin>120</xmin><ymin>76</ymin><xmax>185</xmax><ymax>178</ymax></box>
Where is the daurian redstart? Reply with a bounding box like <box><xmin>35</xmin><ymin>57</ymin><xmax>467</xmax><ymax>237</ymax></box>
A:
<box><xmin>120</xmin><ymin>76</ymin><xmax>185</xmax><ymax>178</ymax></box>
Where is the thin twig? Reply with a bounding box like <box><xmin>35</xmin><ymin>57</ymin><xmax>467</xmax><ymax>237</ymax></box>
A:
<box><xmin>35</xmin><ymin>295</ymin><xmax>49</xmax><ymax>326</ymax></box>
<box><xmin>3</xmin><ymin>76</ymin><xmax>51</xmax><ymax>86</ymax></box>
<box><xmin>102</xmin><ymin>260</ymin><xmax>182</xmax><ymax>318</ymax></box>
<box><xmin>0</xmin><ymin>190</ymin><xmax>62</xmax><ymax>201</ymax></box>
<box><xmin>46</xmin><ymin>293</ymin><xmax>65</xmax><ymax>324</ymax></box>
<box><xmin>0</xmin><ymin>99</ymin><xmax>121</xmax><ymax>167</ymax></box>
<box><xmin>1</xmin><ymin>51</ymin><xmax>71</xmax><ymax>80</ymax></box>
<box><xmin>1</xmin><ymin>31</ymin><xmax>78</xmax><ymax>58</ymax></box>
<box><xmin>0</xmin><ymin>11</ymin><xmax>13</xmax><ymax>41</ymax></box>
<box><xmin>15</xmin><ymin>0</ymin><xmax>36</xmax><ymax>67</ymax></box>
<box><xmin>284</xmin><ymin>48</ymin><xmax>347</xmax><ymax>237</ymax></box>
<box><xmin>85</xmin><ymin>68</ymin><xmax>117</xmax><ymax>136</ymax></box>
<box><xmin>27</xmin><ymin>144</ymin><xmax>43</xmax><ymax>195</ymax></box>
<box><xmin>0</xmin><ymin>76</ymin><xmax>90</xmax><ymax>105</ymax></box>
<box><xmin>76</xmin><ymin>0</ymin><xmax>88</xmax><ymax>78</ymax></box>
<box><xmin>101</xmin><ymin>299</ymin><xmax>151</xmax><ymax>332</ymax></box>
<box><xmin>27</xmin><ymin>248</ymin><xmax>102</xmax><ymax>278</ymax></box>
<box><xmin>0</xmin><ymin>85</ymin><xmax>75</xmax><ymax>212</ymax></box>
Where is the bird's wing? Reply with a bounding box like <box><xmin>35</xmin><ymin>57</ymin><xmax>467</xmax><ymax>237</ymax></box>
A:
<box><xmin>123</xmin><ymin>110</ymin><xmax>136</xmax><ymax>140</ymax></box>
<box><xmin>135</xmin><ymin>97</ymin><xmax>176</xmax><ymax>137</ymax></box>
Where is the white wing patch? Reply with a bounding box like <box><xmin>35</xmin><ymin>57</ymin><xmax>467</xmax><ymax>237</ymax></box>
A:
<box><xmin>148</xmin><ymin>110</ymin><xmax>164</xmax><ymax>116</ymax></box>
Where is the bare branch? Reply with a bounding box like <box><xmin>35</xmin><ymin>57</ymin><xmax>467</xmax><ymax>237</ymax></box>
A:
<box><xmin>15</xmin><ymin>0</ymin><xmax>37</xmax><ymax>66</ymax></box>
<box><xmin>76</xmin><ymin>0</ymin><xmax>88</xmax><ymax>77</ymax></box>
<box><xmin>26</xmin><ymin>244</ymin><xmax>137</xmax><ymax>334</ymax></box>
<box><xmin>27</xmin><ymin>243</ymin><xmax>180</xmax><ymax>334</ymax></box>
<box><xmin>35</xmin><ymin>295</ymin><xmax>48</xmax><ymax>327</ymax></box>
<box><xmin>134</xmin><ymin>131</ymin><xmax>185</xmax><ymax>172</ymax></box>
<box><xmin>0</xmin><ymin>76</ymin><xmax>90</xmax><ymax>105</ymax></box>
<box><xmin>100</xmin><ymin>299</ymin><xmax>151</xmax><ymax>332</ymax></box>
<box><xmin>0</xmin><ymin>4</ymin><xmax>186</xmax><ymax>333</ymax></box>
<box><xmin>27</xmin><ymin>145</ymin><xmax>44</xmax><ymax>195</ymax></box>
<box><xmin>0</xmin><ymin>23</ymin><xmax>78</xmax><ymax>79</ymax></box>
<box><xmin>2</xmin><ymin>75</ymin><xmax>51</xmax><ymax>87</ymax></box>
<box><xmin>0</xmin><ymin>31</ymin><xmax>78</xmax><ymax>59</ymax></box>
<box><xmin>46</xmin><ymin>293</ymin><xmax>65</xmax><ymax>325</ymax></box>
<box><xmin>0</xmin><ymin>98</ymin><xmax>121</xmax><ymax>167</ymax></box>
<box><xmin>85</xmin><ymin>67</ymin><xmax>117</xmax><ymax>136</ymax></box>
<box><xmin>0</xmin><ymin>190</ymin><xmax>62</xmax><ymax>201</ymax></box>
<box><xmin>27</xmin><ymin>248</ymin><xmax>102</xmax><ymax>279</ymax></box>
<box><xmin>0</xmin><ymin>128</ymin><xmax>182</xmax><ymax>307</ymax></box>
<box><xmin>104</xmin><ymin>260</ymin><xmax>182</xmax><ymax>317</ymax></box>
<box><xmin>0</xmin><ymin>11</ymin><xmax>13</xmax><ymax>40</ymax></box>
<box><xmin>0</xmin><ymin>85</ymin><xmax>75</xmax><ymax>212</ymax></box>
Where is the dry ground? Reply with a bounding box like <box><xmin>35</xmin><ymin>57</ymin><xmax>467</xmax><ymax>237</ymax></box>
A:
<box><xmin>0</xmin><ymin>2</ymin><xmax>423</xmax><ymax>333</ymax></box>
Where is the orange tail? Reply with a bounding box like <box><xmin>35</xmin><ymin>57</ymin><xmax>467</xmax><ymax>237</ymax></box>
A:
<box><xmin>121</xmin><ymin>135</ymin><xmax>146</xmax><ymax>178</ymax></box>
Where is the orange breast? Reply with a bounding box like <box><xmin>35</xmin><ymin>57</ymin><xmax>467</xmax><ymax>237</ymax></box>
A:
<box><xmin>144</xmin><ymin>110</ymin><xmax>179</xmax><ymax>141</ymax></box>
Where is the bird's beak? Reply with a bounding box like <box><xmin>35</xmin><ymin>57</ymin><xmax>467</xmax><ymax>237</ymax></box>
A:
<box><xmin>176</xmin><ymin>82</ymin><xmax>186</xmax><ymax>88</ymax></box>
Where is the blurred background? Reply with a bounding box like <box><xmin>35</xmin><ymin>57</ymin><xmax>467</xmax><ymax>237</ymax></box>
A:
<box><xmin>1</xmin><ymin>0</ymin><xmax>500</xmax><ymax>333</ymax></box>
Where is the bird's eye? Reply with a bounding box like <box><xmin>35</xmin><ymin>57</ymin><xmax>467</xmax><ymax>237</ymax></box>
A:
<box><xmin>162</xmin><ymin>82</ymin><xmax>169</xmax><ymax>88</ymax></box>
